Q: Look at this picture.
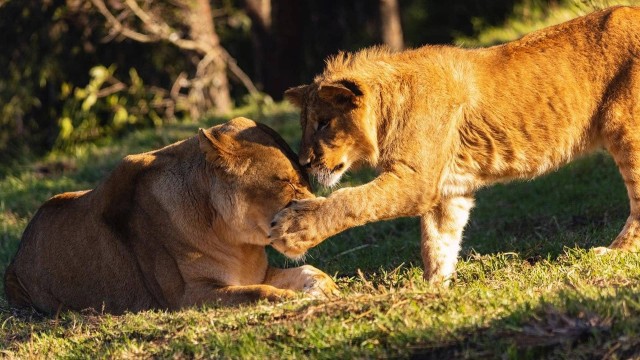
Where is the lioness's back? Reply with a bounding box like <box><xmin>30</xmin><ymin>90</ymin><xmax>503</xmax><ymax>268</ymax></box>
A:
<box><xmin>5</xmin><ymin>189</ymin><xmax>157</xmax><ymax>314</ymax></box>
<box><xmin>4</xmin><ymin>194</ymin><xmax>86</xmax><ymax>310</ymax></box>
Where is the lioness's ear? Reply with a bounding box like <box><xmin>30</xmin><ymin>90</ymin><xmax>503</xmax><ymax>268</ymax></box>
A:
<box><xmin>284</xmin><ymin>85</ymin><xmax>308</xmax><ymax>108</ymax></box>
<box><xmin>318</xmin><ymin>80</ymin><xmax>363</xmax><ymax>110</ymax></box>
<box><xmin>198</xmin><ymin>128</ymin><xmax>250</xmax><ymax>175</ymax></box>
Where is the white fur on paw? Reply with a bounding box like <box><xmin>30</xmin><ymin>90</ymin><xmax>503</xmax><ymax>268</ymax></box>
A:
<box><xmin>303</xmin><ymin>280</ymin><xmax>339</xmax><ymax>299</ymax></box>
<box><xmin>592</xmin><ymin>246</ymin><xmax>612</xmax><ymax>256</ymax></box>
<box><xmin>299</xmin><ymin>267</ymin><xmax>339</xmax><ymax>299</ymax></box>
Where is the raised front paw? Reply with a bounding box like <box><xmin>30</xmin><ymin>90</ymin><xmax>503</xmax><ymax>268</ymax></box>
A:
<box><xmin>269</xmin><ymin>197</ymin><xmax>327</xmax><ymax>259</ymax></box>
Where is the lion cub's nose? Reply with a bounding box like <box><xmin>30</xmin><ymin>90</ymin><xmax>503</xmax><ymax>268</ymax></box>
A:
<box><xmin>300</xmin><ymin>157</ymin><xmax>312</xmax><ymax>167</ymax></box>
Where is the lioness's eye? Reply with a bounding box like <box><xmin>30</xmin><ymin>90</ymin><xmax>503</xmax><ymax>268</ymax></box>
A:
<box><xmin>274</xmin><ymin>177</ymin><xmax>298</xmax><ymax>187</ymax></box>
<box><xmin>274</xmin><ymin>177</ymin><xmax>299</xmax><ymax>194</ymax></box>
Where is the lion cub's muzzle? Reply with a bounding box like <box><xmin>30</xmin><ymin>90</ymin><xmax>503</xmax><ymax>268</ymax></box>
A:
<box><xmin>310</xmin><ymin>162</ymin><xmax>348</xmax><ymax>188</ymax></box>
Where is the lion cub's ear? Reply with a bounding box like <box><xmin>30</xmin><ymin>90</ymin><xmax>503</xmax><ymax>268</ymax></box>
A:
<box><xmin>318</xmin><ymin>80</ymin><xmax>363</xmax><ymax>110</ymax></box>
<box><xmin>198</xmin><ymin>128</ymin><xmax>250</xmax><ymax>175</ymax></box>
<box><xmin>284</xmin><ymin>84</ymin><xmax>308</xmax><ymax>108</ymax></box>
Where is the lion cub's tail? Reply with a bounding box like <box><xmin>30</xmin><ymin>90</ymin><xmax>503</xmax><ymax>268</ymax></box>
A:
<box><xmin>4</xmin><ymin>261</ymin><xmax>32</xmax><ymax>309</ymax></box>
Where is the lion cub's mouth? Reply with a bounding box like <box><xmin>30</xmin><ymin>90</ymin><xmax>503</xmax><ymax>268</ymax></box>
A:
<box><xmin>312</xmin><ymin>162</ymin><xmax>347</xmax><ymax>187</ymax></box>
<box><xmin>310</xmin><ymin>155</ymin><xmax>350</xmax><ymax>187</ymax></box>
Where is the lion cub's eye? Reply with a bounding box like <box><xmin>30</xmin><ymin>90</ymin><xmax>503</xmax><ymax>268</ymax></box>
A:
<box><xmin>316</xmin><ymin>118</ymin><xmax>331</xmax><ymax>131</ymax></box>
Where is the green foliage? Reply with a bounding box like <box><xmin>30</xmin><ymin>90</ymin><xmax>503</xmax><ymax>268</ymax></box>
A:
<box><xmin>5</xmin><ymin>0</ymin><xmax>631</xmax><ymax>165</ymax></box>
<box><xmin>0</xmin><ymin>0</ymin><xmax>192</xmax><ymax>163</ymax></box>
<box><xmin>54</xmin><ymin>65</ymin><xmax>169</xmax><ymax>150</ymax></box>
<box><xmin>456</xmin><ymin>0</ymin><xmax>639</xmax><ymax>47</ymax></box>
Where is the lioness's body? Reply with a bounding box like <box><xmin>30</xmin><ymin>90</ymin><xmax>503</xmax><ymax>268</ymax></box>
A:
<box><xmin>271</xmin><ymin>7</ymin><xmax>640</xmax><ymax>283</ymax></box>
<box><xmin>5</xmin><ymin>118</ymin><xmax>337</xmax><ymax>314</ymax></box>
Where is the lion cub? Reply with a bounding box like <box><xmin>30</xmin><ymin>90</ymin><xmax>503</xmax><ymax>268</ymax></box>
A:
<box><xmin>270</xmin><ymin>6</ymin><xmax>640</xmax><ymax>284</ymax></box>
<box><xmin>4</xmin><ymin>117</ymin><xmax>338</xmax><ymax>314</ymax></box>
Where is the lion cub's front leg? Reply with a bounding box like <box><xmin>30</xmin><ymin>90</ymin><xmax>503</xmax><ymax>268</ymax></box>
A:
<box><xmin>421</xmin><ymin>195</ymin><xmax>475</xmax><ymax>285</ymax></box>
<box><xmin>270</xmin><ymin>170</ymin><xmax>433</xmax><ymax>257</ymax></box>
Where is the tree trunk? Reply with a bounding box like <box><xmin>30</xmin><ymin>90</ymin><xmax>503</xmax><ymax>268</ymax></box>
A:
<box><xmin>244</xmin><ymin>0</ymin><xmax>272</xmax><ymax>91</ymax></box>
<box><xmin>379</xmin><ymin>0</ymin><xmax>404</xmax><ymax>52</ymax></box>
<box><xmin>244</xmin><ymin>0</ymin><xmax>303</xmax><ymax>100</ymax></box>
<box><xmin>270</xmin><ymin>0</ymin><xmax>304</xmax><ymax>99</ymax></box>
<box><xmin>184</xmin><ymin>0</ymin><xmax>232</xmax><ymax>115</ymax></box>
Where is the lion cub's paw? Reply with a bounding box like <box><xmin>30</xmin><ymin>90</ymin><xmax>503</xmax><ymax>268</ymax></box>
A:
<box><xmin>269</xmin><ymin>197</ymin><xmax>327</xmax><ymax>259</ymax></box>
<box><xmin>592</xmin><ymin>246</ymin><xmax>613</xmax><ymax>256</ymax></box>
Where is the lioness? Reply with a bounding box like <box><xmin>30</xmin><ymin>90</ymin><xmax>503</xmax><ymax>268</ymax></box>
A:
<box><xmin>270</xmin><ymin>6</ymin><xmax>640</xmax><ymax>284</ymax></box>
<box><xmin>4</xmin><ymin>117</ymin><xmax>338</xmax><ymax>314</ymax></box>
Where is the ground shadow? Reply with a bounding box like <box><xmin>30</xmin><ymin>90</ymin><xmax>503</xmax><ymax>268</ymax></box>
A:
<box><xmin>322</xmin><ymin>287</ymin><xmax>640</xmax><ymax>359</ymax></box>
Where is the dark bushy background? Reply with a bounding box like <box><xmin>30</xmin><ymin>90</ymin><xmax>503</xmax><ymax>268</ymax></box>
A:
<box><xmin>0</xmin><ymin>0</ymin><xmax>558</xmax><ymax>165</ymax></box>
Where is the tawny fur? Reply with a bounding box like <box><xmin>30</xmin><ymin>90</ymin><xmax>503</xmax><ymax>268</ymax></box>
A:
<box><xmin>4</xmin><ymin>117</ymin><xmax>338</xmax><ymax>314</ymax></box>
<box><xmin>270</xmin><ymin>6</ymin><xmax>640</xmax><ymax>284</ymax></box>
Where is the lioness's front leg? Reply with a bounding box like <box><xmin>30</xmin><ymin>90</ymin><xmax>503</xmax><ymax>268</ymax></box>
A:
<box><xmin>421</xmin><ymin>195</ymin><xmax>475</xmax><ymax>285</ymax></box>
<box><xmin>264</xmin><ymin>265</ymin><xmax>340</xmax><ymax>299</ymax></box>
<box><xmin>182</xmin><ymin>284</ymin><xmax>296</xmax><ymax>307</ymax></box>
<box><xmin>270</xmin><ymin>169</ymin><xmax>437</xmax><ymax>257</ymax></box>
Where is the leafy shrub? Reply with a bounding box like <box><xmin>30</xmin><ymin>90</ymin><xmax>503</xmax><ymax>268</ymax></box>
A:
<box><xmin>54</xmin><ymin>65</ymin><xmax>174</xmax><ymax>150</ymax></box>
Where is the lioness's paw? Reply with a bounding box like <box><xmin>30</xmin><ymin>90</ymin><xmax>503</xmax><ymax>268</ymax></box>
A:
<box><xmin>269</xmin><ymin>198</ymin><xmax>327</xmax><ymax>259</ymax></box>
<box><xmin>299</xmin><ymin>266</ymin><xmax>340</xmax><ymax>299</ymax></box>
<box><xmin>265</xmin><ymin>289</ymin><xmax>297</xmax><ymax>302</ymax></box>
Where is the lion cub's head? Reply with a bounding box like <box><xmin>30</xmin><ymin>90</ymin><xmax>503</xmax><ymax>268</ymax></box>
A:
<box><xmin>198</xmin><ymin>117</ymin><xmax>313</xmax><ymax>244</ymax></box>
<box><xmin>284</xmin><ymin>77</ymin><xmax>378</xmax><ymax>187</ymax></box>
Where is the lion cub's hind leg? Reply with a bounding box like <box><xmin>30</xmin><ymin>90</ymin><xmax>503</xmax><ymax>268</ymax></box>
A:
<box><xmin>601</xmin><ymin>62</ymin><xmax>640</xmax><ymax>252</ymax></box>
<box><xmin>606</xmin><ymin>137</ymin><xmax>640</xmax><ymax>252</ymax></box>
<box><xmin>420</xmin><ymin>195</ymin><xmax>475</xmax><ymax>285</ymax></box>
<box><xmin>265</xmin><ymin>265</ymin><xmax>340</xmax><ymax>299</ymax></box>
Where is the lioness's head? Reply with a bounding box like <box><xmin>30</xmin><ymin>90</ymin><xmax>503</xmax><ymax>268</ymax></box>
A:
<box><xmin>198</xmin><ymin>117</ymin><xmax>313</xmax><ymax>245</ymax></box>
<box><xmin>284</xmin><ymin>77</ymin><xmax>378</xmax><ymax>187</ymax></box>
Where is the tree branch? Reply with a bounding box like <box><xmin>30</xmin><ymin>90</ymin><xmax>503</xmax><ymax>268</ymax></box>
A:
<box><xmin>222</xmin><ymin>49</ymin><xmax>260</xmax><ymax>96</ymax></box>
<box><xmin>91</xmin><ymin>0</ymin><xmax>260</xmax><ymax>97</ymax></box>
<box><xmin>90</xmin><ymin>0</ymin><xmax>157</xmax><ymax>43</ymax></box>
<box><xmin>122</xmin><ymin>0</ymin><xmax>202</xmax><ymax>52</ymax></box>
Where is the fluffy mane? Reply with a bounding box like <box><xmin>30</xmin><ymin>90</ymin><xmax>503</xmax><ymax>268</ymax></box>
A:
<box><xmin>316</xmin><ymin>46</ymin><xmax>395</xmax><ymax>82</ymax></box>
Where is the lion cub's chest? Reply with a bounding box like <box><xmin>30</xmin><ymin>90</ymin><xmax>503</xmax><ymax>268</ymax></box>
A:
<box><xmin>439</xmin><ymin>167</ymin><xmax>482</xmax><ymax>197</ymax></box>
<box><xmin>439</xmin><ymin>153</ymin><xmax>569</xmax><ymax>197</ymax></box>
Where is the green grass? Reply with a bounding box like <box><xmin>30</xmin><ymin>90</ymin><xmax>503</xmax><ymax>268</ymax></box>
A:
<box><xmin>2</xmin><ymin>101</ymin><xmax>639</xmax><ymax>358</ymax></box>
<box><xmin>4</xmin><ymin>3</ymin><xmax>640</xmax><ymax>356</ymax></box>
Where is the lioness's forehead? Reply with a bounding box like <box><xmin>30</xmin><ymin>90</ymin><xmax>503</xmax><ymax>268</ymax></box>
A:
<box><xmin>255</xmin><ymin>123</ymin><xmax>310</xmax><ymax>181</ymax></box>
<box><xmin>226</xmin><ymin>116</ymin><xmax>257</xmax><ymax>129</ymax></box>
<box><xmin>208</xmin><ymin>119</ymin><xmax>310</xmax><ymax>183</ymax></box>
